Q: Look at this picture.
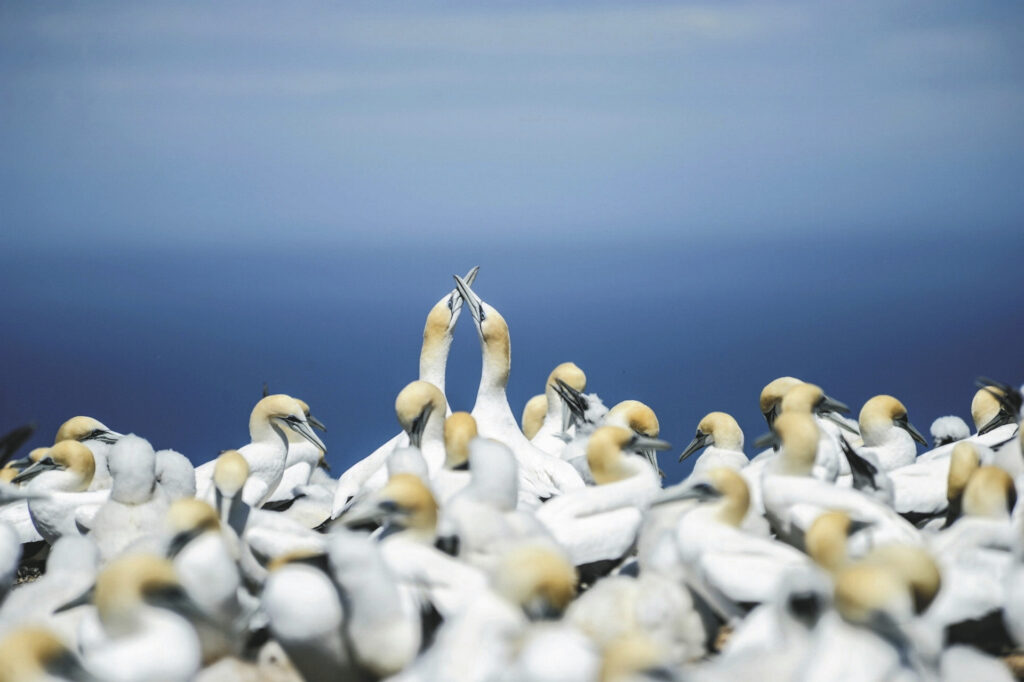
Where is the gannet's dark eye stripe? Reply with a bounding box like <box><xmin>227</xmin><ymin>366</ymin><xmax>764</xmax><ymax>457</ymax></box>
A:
<box><xmin>447</xmin><ymin>296</ymin><xmax>454</xmax><ymax>311</ymax></box>
<box><xmin>478</xmin><ymin>307</ymin><xmax>486</xmax><ymax>322</ymax></box>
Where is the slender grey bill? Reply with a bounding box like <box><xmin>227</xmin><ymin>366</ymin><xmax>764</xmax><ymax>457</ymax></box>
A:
<box><xmin>11</xmin><ymin>456</ymin><xmax>60</xmax><ymax>484</ymax></box>
<box><xmin>678</xmin><ymin>432</ymin><xmax>711</xmax><ymax>463</ymax></box>
<box><xmin>895</xmin><ymin>416</ymin><xmax>927</xmax><ymax>445</ymax></box>
<box><xmin>281</xmin><ymin>417</ymin><xmax>327</xmax><ymax>452</ymax></box>
<box><xmin>407</xmin><ymin>403</ymin><xmax>435</xmax><ymax>449</ymax></box>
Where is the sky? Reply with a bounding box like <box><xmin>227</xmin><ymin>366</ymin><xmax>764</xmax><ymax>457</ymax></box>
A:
<box><xmin>1</xmin><ymin>1</ymin><xmax>1022</xmax><ymax>481</ymax></box>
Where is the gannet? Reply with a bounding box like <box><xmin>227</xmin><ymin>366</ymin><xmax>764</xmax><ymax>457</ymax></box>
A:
<box><xmin>0</xmin><ymin>625</ymin><xmax>93</xmax><ymax>682</ymax></box>
<box><xmin>603</xmin><ymin>400</ymin><xmax>664</xmax><ymax>475</ymax></box>
<box><xmin>888</xmin><ymin>441</ymin><xmax>984</xmax><ymax>528</ymax></box>
<box><xmin>857</xmin><ymin>394</ymin><xmax>926</xmax><ymax>470</ymax></box>
<box><xmin>79</xmin><ymin>554</ymin><xmax>203</xmax><ymax>682</ymax></box>
<box><xmin>53</xmin><ymin>416</ymin><xmax>121</xmax><ymax>491</ymax></box>
<box><xmin>658</xmin><ymin>467</ymin><xmax>811</xmax><ymax>605</ymax></box>
<box><xmin>14</xmin><ymin>440</ymin><xmax>108</xmax><ymax>544</ymax></box>
<box><xmin>678</xmin><ymin>411</ymin><xmax>749</xmax><ymax>475</ymax></box>
<box><xmin>195</xmin><ymin>394</ymin><xmax>325</xmax><ymax>509</ymax></box>
<box><xmin>918</xmin><ymin>386</ymin><xmax>1020</xmax><ymax>463</ymax></box>
<box><xmin>536</xmin><ymin>426</ymin><xmax>668</xmax><ymax>567</ymax></box>
<box><xmin>88</xmin><ymin>434</ymin><xmax>169</xmax><ymax>562</ymax></box>
<box><xmin>265</xmin><ymin>397</ymin><xmax>327</xmax><ymax>504</ymax></box>
<box><xmin>759</xmin><ymin>376</ymin><xmax>805</xmax><ymax>428</ymax></box>
<box><xmin>433</xmin><ymin>411</ymin><xmax>475</xmax><ymax>503</ymax></box>
<box><xmin>333</xmin><ymin>267</ymin><xmax>479</xmax><ymax>511</ymax></box>
<box><xmin>778</xmin><ymin>382</ymin><xmax>857</xmax><ymax>481</ymax></box>
<box><xmin>453</xmin><ymin>274</ymin><xmax>585</xmax><ymax>504</ymax></box>
<box><xmin>530</xmin><ymin>362</ymin><xmax>587</xmax><ymax>457</ymax></box>
<box><xmin>521</xmin><ymin>394</ymin><xmax>548</xmax><ymax>441</ymax></box>
<box><xmin>333</xmin><ymin>380</ymin><xmax>448</xmax><ymax>517</ymax></box>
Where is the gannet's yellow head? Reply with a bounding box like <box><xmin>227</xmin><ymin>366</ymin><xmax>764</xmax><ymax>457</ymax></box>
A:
<box><xmin>0</xmin><ymin>626</ymin><xmax>80</xmax><ymax>682</ymax></box>
<box><xmin>213</xmin><ymin>449</ymin><xmax>249</xmax><ymax>498</ymax></box>
<box><xmin>443</xmin><ymin>412</ymin><xmax>477</xmax><ymax>470</ymax></box>
<box><xmin>521</xmin><ymin>394</ymin><xmax>548</xmax><ymax>440</ymax></box>
<box><xmin>706</xmin><ymin>467</ymin><xmax>751</xmax><ymax>527</ymax></box>
<box><xmin>13</xmin><ymin>440</ymin><xmax>95</xmax><ymax>490</ymax></box>
<box><xmin>862</xmin><ymin>545</ymin><xmax>941</xmax><ymax>614</ymax></box>
<box><xmin>971</xmin><ymin>387</ymin><xmax>1007</xmax><ymax>433</ymax></box>
<box><xmin>586</xmin><ymin>426</ymin><xmax>639</xmax><ymax>485</ymax></box>
<box><xmin>54</xmin><ymin>416</ymin><xmax>115</xmax><ymax>445</ymax></box>
<box><xmin>0</xmin><ymin>467</ymin><xmax>15</xmax><ymax>485</ymax></box>
<box><xmin>395</xmin><ymin>380</ymin><xmax>446</xmax><ymax>448</ymax></box>
<box><xmin>681</xmin><ymin>411</ymin><xmax>743</xmax><ymax>461</ymax></box>
<box><xmin>95</xmin><ymin>554</ymin><xmax>186</xmax><ymax>633</ymax></box>
<box><xmin>834</xmin><ymin>561</ymin><xmax>912</xmax><ymax>627</ymax></box>
<box><xmin>167</xmin><ymin>498</ymin><xmax>220</xmax><ymax>535</ymax></box>
<box><xmin>548</xmin><ymin>362</ymin><xmax>587</xmax><ymax>395</ymax></box>
<box><xmin>780</xmin><ymin>383</ymin><xmax>826</xmax><ymax>415</ymax></box>
<box><xmin>599</xmin><ymin>633</ymin><xmax>670</xmax><ymax>682</ymax></box>
<box><xmin>607</xmin><ymin>400</ymin><xmax>660</xmax><ymax>438</ymax></box>
<box><xmin>29</xmin><ymin>447</ymin><xmax>49</xmax><ymax>463</ymax></box>
<box><xmin>760</xmin><ymin>376</ymin><xmax>803</xmax><ymax>423</ymax></box>
<box><xmin>772</xmin><ymin>412</ymin><xmax>819</xmax><ymax>475</ymax></box>
<box><xmin>453</xmin><ymin>275</ymin><xmax>511</xmax><ymax>385</ymax></box>
<box><xmin>805</xmin><ymin>511</ymin><xmax>857</xmax><ymax>572</ymax></box>
<box><xmin>250</xmin><ymin>394</ymin><xmax>326</xmax><ymax>451</ymax></box>
<box><xmin>963</xmin><ymin>466</ymin><xmax>1017</xmax><ymax>519</ymax></box>
<box><xmin>377</xmin><ymin>473</ymin><xmax>438</xmax><ymax>535</ymax></box>
<box><xmin>493</xmin><ymin>544</ymin><xmax>577</xmax><ymax>620</ymax></box>
<box><xmin>859</xmin><ymin>395</ymin><xmax>926</xmax><ymax>446</ymax></box>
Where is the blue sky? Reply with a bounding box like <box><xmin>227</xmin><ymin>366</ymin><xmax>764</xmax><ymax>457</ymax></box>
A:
<box><xmin>1</xmin><ymin>2</ymin><xmax>1022</xmax><ymax>479</ymax></box>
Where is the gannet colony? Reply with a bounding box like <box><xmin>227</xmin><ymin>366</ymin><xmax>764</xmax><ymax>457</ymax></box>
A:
<box><xmin>1</xmin><ymin>267</ymin><xmax>1022</xmax><ymax>681</ymax></box>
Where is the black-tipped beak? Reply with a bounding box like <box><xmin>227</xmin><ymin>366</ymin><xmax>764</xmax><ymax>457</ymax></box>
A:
<box><xmin>11</xmin><ymin>456</ymin><xmax>59</xmax><ymax>484</ymax></box>
<box><xmin>678</xmin><ymin>432</ymin><xmax>711</xmax><ymax>463</ymax></box>
<box><xmin>408</xmin><ymin>403</ymin><xmax>435</xmax><ymax>449</ymax></box>
<box><xmin>896</xmin><ymin>416</ymin><xmax>927</xmax><ymax>445</ymax></box>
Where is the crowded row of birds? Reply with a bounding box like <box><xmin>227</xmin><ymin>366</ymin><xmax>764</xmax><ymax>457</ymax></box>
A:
<box><xmin>1</xmin><ymin>266</ymin><xmax>1023</xmax><ymax>681</ymax></box>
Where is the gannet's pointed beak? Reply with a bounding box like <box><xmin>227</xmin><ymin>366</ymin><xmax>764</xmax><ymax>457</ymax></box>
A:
<box><xmin>625</xmin><ymin>435</ymin><xmax>670</xmax><ymax>475</ymax></box>
<box><xmin>552</xmin><ymin>379</ymin><xmax>588</xmax><ymax>424</ymax></box>
<box><xmin>678</xmin><ymin>433</ymin><xmax>711</xmax><ymax>463</ymax></box>
<box><xmin>822</xmin><ymin>411</ymin><xmax>860</xmax><ymax>435</ymax></box>
<box><xmin>651</xmin><ymin>479</ymin><xmax>722</xmax><ymax>506</ymax></box>
<box><xmin>281</xmin><ymin>417</ymin><xmax>327</xmax><ymax>453</ymax></box>
<box><xmin>895</xmin><ymin>416</ymin><xmax>927</xmax><ymax>445</ymax></box>
<box><xmin>445</xmin><ymin>266</ymin><xmax>481</xmax><ymax>328</ymax></box>
<box><xmin>54</xmin><ymin>585</ymin><xmax>95</xmax><ymax>614</ymax></box>
<box><xmin>754</xmin><ymin>430</ymin><xmax>781</xmax><ymax>451</ymax></box>
<box><xmin>408</xmin><ymin>402</ymin><xmax>434</xmax><ymax>449</ymax></box>
<box><xmin>307</xmin><ymin>414</ymin><xmax>327</xmax><ymax>432</ymax></box>
<box><xmin>820</xmin><ymin>394</ymin><xmax>850</xmax><ymax>415</ymax></box>
<box><xmin>11</xmin><ymin>456</ymin><xmax>59</xmax><ymax>484</ymax></box>
<box><xmin>453</xmin><ymin>274</ymin><xmax>484</xmax><ymax>332</ymax></box>
<box><xmin>85</xmin><ymin>429</ymin><xmax>121</xmax><ymax>445</ymax></box>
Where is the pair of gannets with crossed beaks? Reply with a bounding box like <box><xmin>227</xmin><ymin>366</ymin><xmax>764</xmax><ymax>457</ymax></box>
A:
<box><xmin>194</xmin><ymin>393</ymin><xmax>325</xmax><ymax>509</ymax></box>
<box><xmin>453</xmin><ymin>275</ymin><xmax>585</xmax><ymax>505</ymax></box>
<box><xmin>333</xmin><ymin>267</ymin><xmax>480</xmax><ymax>513</ymax></box>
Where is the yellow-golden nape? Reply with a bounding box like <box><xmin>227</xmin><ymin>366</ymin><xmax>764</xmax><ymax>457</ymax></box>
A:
<box><xmin>608</xmin><ymin>400</ymin><xmax>660</xmax><ymax>438</ymax></box>
<box><xmin>962</xmin><ymin>466</ymin><xmax>1017</xmax><ymax>519</ymax></box>
<box><xmin>394</xmin><ymin>380</ymin><xmax>446</xmax><ymax>448</ymax></box>
<box><xmin>54</xmin><ymin>416</ymin><xmax>116</xmax><ymax>444</ymax></box>
<box><xmin>443</xmin><ymin>412</ymin><xmax>477</xmax><ymax>470</ymax></box>
<box><xmin>0</xmin><ymin>626</ymin><xmax>82</xmax><ymax>682</ymax></box>
<box><xmin>943</xmin><ymin>442</ymin><xmax>981</xmax><ymax>526</ymax></box>
<box><xmin>375</xmin><ymin>473</ymin><xmax>438</xmax><ymax>535</ymax></box>
<box><xmin>834</xmin><ymin>560</ymin><xmax>914</xmax><ymax>627</ymax></box>
<box><xmin>599</xmin><ymin>633</ymin><xmax>671</xmax><ymax>682</ymax></box>
<box><xmin>452</xmin><ymin>275</ymin><xmax>511</xmax><ymax>383</ymax></box>
<box><xmin>970</xmin><ymin>385</ymin><xmax>1019</xmax><ymax>435</ymax></box>
<box><xmin>521</xmin><ymin>394</ymin><xmax>548</xmax><ymax>440</ymax></box>
<box><xmin>705</xmin><ymin>467</ymin><xmax>750</xmax><ymax>527</ymax></box>
<box><xmin>680</xmin><ymin>411</ymin><xmax>744</xmax><ymax>463</ymax></box>
<box><xmin>771</xmin><ymin>412</ymin><xmax>820</xmax><ymax>475</ymax></box>
<box><xmin>94</xmin><ymin>554</ymin><xmax>186</xmax><ymax>633</ymax></box>
<box><xmin>759</xmin><ymin>376</ymin><xmax>804</xmax><ymax>424</ymax></box>
<box><xmin>167</xmin><ymin>498</ymin><xmax>220</xmax><ymax>535</ymax></box>
<box><xmin>13</xmin><ymin>440</ymin><xmax>95</xmax><ymax>490</ymax></box>
<box><xmin>492</xmin><ymin>543</ymin><xmax>577</xmax><ymax>620</ymax></box>
<box><xmin>804</xmin><ymin>511</ymin><xmax>862</xmax><ymax>572</ymax></box>
<box><xmin>0</xmin><ymin>466</ymin><xmax>15</xmax><ymax>484</ymax></box>
<box><xmin>251</xmin><ymin>394</ymin><xmax>326</xmax><ymax>452</ymax></box>
<box><xmin>548</xmin><ymin>362</ymin><xmax>587</xmax><ymax>394</ymax></box>
<box><xmin>213</xmin><ymin>450</ymin><xmax>249</xmax><ymax>499</ymax></box>
<box><xmin>586</xmin><ymin>427</ymin><xmax>636</xmax><ymax>484</ymax></box>
<box><xmin>858</xmin><ymin>394</ymin><xmax>927</xmax><ymax>446</ymax></box>
<box><xmin>860</xmin><ymin>545</ymin><xmax>941</xmax><ymax>615</ymax></box>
